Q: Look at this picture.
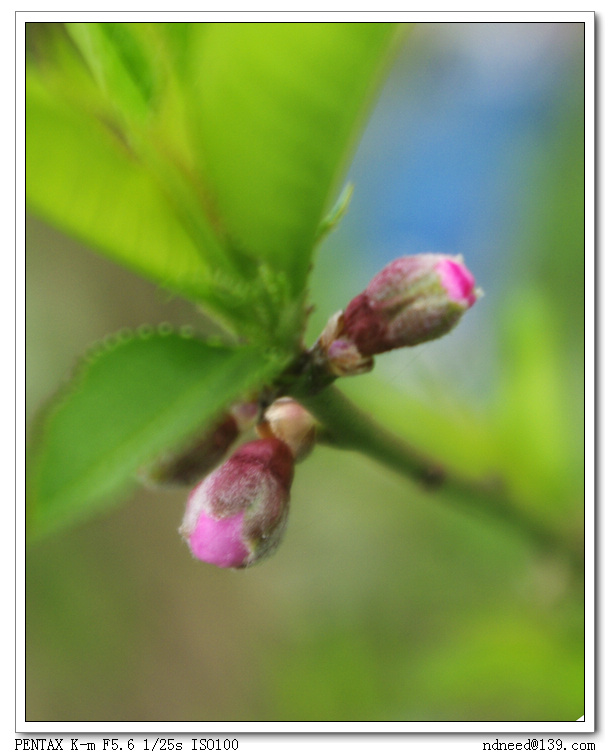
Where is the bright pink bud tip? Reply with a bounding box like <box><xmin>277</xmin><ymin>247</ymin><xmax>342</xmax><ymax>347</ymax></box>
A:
<box><xmin>187</xmin><ymin>511</ymin><xmax>250</xmax><ymax>568</ymax></box>
<box><xmin>338</xmin><ymin>253</ymin><xmax>479</xmax><ymax>356</ymax></box>
<box><xmin>435</xmin><ymin>258</ymin><xmax>477</xmax><ymax>308</ymax></box>
<box><xmin>180</xmin><ymin>438</ymin><xmax>294</xmax><ymax>569</ymax></box>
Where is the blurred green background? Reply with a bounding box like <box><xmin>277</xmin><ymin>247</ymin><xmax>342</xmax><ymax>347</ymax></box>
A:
<box><xmin>26</xmin><ymin>22</ymin><xmax>584</xmax><ymax>722</ymax></box>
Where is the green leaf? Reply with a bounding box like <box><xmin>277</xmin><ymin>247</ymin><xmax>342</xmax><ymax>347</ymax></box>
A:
<box><xmin>184</xmin><ymin>22</ymin><xmax>401</xmax><ymax>293</ymax></box>
<box><xmin>65</xmin><ymin>22</ymin><xmax>158</xmax><ymax>122</ymax></box>
<box><xmin>26</xmin><ymin>23</ymin><xmax>401</xmax><ymax>346</ymax></box>
<box><xmin>26</xmin><ymin>71</ymin><xmax>218</xmax><ymax>306</ymax></box>
<box><xmin>27</xmin><ymin>331</ymin><xmax>286</xmax><ymax>537</ymax></box>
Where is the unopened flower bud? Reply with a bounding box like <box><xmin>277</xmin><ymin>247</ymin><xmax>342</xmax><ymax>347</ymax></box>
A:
<box><xmin>256</xmin><ymin>397</ymin><xmax>316</xmax><ymax>461</ymax></box>
<box><xmin>179</xmin><ymin>438</ymin><xmax>294</xmax><ymax>568</ymax></box>
<box><xmin>341</xmin><ymin>254</ymin><xmax>479</xmax><ymax>356</ymax></box>
<box><xmin>139</xmin><ymin>402</ymin><xmax>258</xmax><ymax>487</ymax></box>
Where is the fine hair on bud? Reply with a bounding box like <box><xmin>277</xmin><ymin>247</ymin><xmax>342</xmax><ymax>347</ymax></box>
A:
<box><xmin>340</xmin><ymin>253</ymin><xmax>479</xmax><ymax>357</ymax></box>
<box><xmin>180</xmin><ymin>438</ymin><xmax>294</xmax><ymax>569</ymax></box>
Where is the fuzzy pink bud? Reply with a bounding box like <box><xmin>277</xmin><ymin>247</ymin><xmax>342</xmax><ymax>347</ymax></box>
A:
<box><xmin>341</xmin><ymin>253</ymin><xmax>479</xmax><ymax>356</ymax></box>
<box><xmin>179</xmin><ymin>438</ymin><xmax>294</xmax><ymax>568</ymax></box>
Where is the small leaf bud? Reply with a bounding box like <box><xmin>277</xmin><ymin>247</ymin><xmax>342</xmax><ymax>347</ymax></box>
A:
<box><xmin>256</xmin><ymin>397</ymin><xmax>317</xmax><ymax>461</ymax></box>
<box><xmin>325</xmin><ymin>336</ymin><xmax>374</xmax><ymax>377</ymax></box>
<box><xmin>311</xmin><ymin>311</ymin><xmax>374</xmax><ymax>378</ymax></box>
<box><xmin>139</xmin><ymin>402</ymin><xmax>259</xmax><ymax>487</ymax></box>
<box><xmin>179</xmin><ymin>438</ymin><xmax>294</xmax><ymax>568</ymax></box>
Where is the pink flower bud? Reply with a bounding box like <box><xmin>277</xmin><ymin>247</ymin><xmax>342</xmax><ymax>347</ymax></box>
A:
<box><xmin>256</xmin><ymin>397</ymin><xmax>317</xmax><ymax>462</ymax></box>
<box><xmin>341</xmin><ymin>254</ymin><xmax>478</xmax><ymax>355</ymax></box>
<box><xmin>179</xmin><ymin>438</ymin><xmax>294</xmax><ymax>568</ymax></box>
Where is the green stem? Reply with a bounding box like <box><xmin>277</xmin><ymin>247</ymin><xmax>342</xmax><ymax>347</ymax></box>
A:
<box><xmin>299</xmin><ymin>385</ymin><xmax>583</xmax><ymax>574</ymax></box>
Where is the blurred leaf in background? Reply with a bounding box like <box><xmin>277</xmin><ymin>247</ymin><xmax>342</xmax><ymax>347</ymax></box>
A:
<box><xmin>26</xmin><ymin>21</ymin><xmax>585</xmax><ymax>723</ymax></box>
<box><xmin>27</xmin><ymin>22</ymin><xmax>399</xmax><ymax>345</ymax></box>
